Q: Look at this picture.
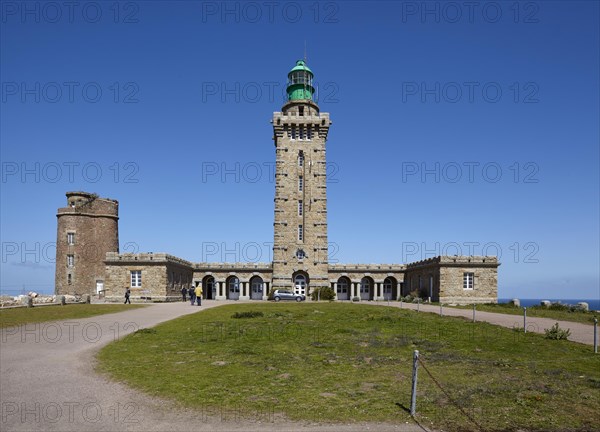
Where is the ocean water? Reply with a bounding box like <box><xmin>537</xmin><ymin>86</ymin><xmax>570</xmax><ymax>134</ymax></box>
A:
<box><xmin>499</xmin><ymin>298</ymin><xmax>600</xmax><ymax>311</ymax></box>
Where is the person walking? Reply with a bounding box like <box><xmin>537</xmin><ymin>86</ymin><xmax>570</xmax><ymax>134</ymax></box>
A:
<box><xmin>189</xmin><ymin>285</ymin><xmax>195</xmax><ymax>305</ymax></box>
<box><xmin>181</xmin><ymin>286</ymin><xmax>187</xmax><ymax>302</ymax></box>
<box><xmin>195</xmin><ymin>284</ymin><xmax>203</xmax><ymax>306</ymax></box>
<box><xmin>124</xmin><ymin>287</ymin><xmax>131</xmax><ymax>304</ymax></box>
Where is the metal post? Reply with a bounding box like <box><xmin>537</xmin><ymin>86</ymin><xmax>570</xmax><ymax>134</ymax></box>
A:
<box><xmin>594</xmin><ymin>318</ymin><xmax>598</xmax><ymax>354</ymax></box>
<box><xmin>523</xmin><ymin>307</ymin><xmax>527</xmax><ymax>334</ymax></box>
<box><xmin>410</xmin><ymin>350</ymin><xmax>419</xmax><ymax>417</ymax></box>
<box><xmin>472</xmin><ymin>304</ymin><xmax>476</xmax><ymax>323</ymax></box>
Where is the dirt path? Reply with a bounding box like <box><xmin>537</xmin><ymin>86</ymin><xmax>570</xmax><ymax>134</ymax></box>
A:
<box><xmin>0</xmin><ymin>301</ymin><xmax>425</xmax><ymax>432</ymax></box>
<box><xmin>365</xmin><ymin>300</ymin><xmax>598</xmax><ymax>346</ymax></box>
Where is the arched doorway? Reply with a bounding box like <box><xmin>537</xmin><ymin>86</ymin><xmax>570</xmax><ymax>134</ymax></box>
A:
<box><xmin>293</xmin><ymin>272</ymin><xmax>309</xmax><ymax>297</ymax></box>
<box><xmin>202</xmin><ymin>275</ymin><xmax>216</xmax><ymax>300</ymax></box>
<box><xmin>227</xmin><ymin>276</ymin><xmax>240</xmax><ymax>300</ymax></box>
<box><xmin>250</xmin><ymin>276</ymin><xmax>264</xmax><ymax>300</ymax></box>
<box><xmin>336</xmin><ymin>277</ymin><xmax>350</xmax><ymax>300</ymax></box>
<box><xmin>360</xmin><ymin>277</ymin><xmax>374</xmax><ymax>301</ymax></box>
<box><xmin>383</xmin><ymin>277</ymin><xmax>397</xmax><ymax>301</ymax></box>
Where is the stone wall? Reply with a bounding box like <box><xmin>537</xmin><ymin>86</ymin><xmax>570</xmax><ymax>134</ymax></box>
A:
<box><xmin>271</xmin><ymin>101</ymin><xmax>331</xmax><ymax>292</ymax></box>
<box><xmin>104</xmin><ymin>253</ymin><xmax>193</xmax><ymax>302</ymax></box>
<box><xmin>405</xmin><ymin>256</ymin><xmax>499</xmax><ymax>304</ymax></box>
<box><xmin>193</xmin><ymin>262</ymin><xmax>273</xmax><ymax>300</ymax></box>
<box><xmin>55</xmin><ymin>192</ymin><xmax>119</xmax><ymax>297</ymax></box>
<box><xmin>328</xmin><ymin>264</ymin><xmax>405</xmax><ymax>300</ymax></box>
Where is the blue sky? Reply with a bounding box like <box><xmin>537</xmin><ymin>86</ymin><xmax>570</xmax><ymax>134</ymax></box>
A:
<box><xmin>1</xmin><ymin>1</ymin><xmax>598</xmax><ymax>300</ymax></box>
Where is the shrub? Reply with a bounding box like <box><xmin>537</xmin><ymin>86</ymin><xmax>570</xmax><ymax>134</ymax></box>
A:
<box><xmin>544</xmin><ymin>322</ymin><xmax>571</xmax><ymax>340</ymax></box>
<box><xmin>232</xmin><ymin>311</ymin><xmax>264</xmax><ymax>319</ymax></box>
<box><xmin>311</xmin><ymin>287</ymin><xmax>336</xmax><ymax>301</ymax></box>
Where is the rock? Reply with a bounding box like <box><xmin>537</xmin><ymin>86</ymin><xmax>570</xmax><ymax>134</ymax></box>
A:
<box><xmin>28</xmin><ymin>292</ymin><xmax>39</xmax><ymax>298</ymax></box>
<box><xmin>540</xmin><ymin>300</ymin><xmax>551</xmax><ymax>307</ymax></box>
<box><xmin>577</xmin><ymin>302</ymin><xmax>589</xmax><ymax>312</ymax></box>
<box><xmin>509</xmin><ymin>299</ymin><xmax>520</xmax><ymax>307</ymax></box>
<box><xmin>55</xmin><ymin>295</ymin><xmax>66</xmax><ymax>305</ymax></box>
<box><xmin>64</xmin><ymin>295</ymin><xmax>77</xmax><ymax>302</ymax></box>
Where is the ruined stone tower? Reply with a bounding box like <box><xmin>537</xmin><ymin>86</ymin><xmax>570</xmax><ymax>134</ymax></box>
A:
<box><xmin>55</xmin><ymin>192</ymin><xmax>119</xmax><ymax>296</ymax></box>
<box><xmin>271</xmin><ymin>60</ymin><xmax>332</xmax><ymax>295</ymax></box>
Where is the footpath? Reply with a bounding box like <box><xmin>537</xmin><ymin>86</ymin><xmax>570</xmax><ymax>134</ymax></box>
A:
<box><xmin>369</xmin><ymin>300</ymin><xmax>598</xmax><ymax>346</ymax></box>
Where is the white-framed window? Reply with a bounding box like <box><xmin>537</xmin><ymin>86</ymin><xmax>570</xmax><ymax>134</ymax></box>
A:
<box><xmin>298</xmin><ymin>200</ymin><xmax>303</xmax><ymax>216</ymax></box>
<box><xmin>296</xmin><ymin>249</ymin><xmax>305</xmax><ymax>260</ymax></box>
<box><xmin>298</xmin><ymin>224</ymin><xmax>303</xmax><ymax>241</ymax></box>
<box><xmin>131</xmin><ymin>270</ymin><xmax>142</xmax><ymax>288</ymax></box>
<box><xmin>298</xmin><ymin>151</ymin><xmax>304</xmax><ymax>167</ymax></box>
<box><xmin>67</xmin><ymin>232</ymin><xmax>75</xmax><ymax>245</ymax></box>
<box><xmin>67</xmin><ymin>255</ymin><xmax>74</xmax><ymax>267</ymax></box>
<box><xmin>298</xmin><ymin>176</ymin><xmax>303</xmax><ymax>191</ymax></box>
<box><xmin>463</xmin><ymin>272</ymin><xmax>474</xmax><ymax>290</ymax></box>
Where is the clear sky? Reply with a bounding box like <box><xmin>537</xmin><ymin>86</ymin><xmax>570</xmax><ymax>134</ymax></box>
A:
<box><xmin>1</xmin><ymin>1</ymin><xmax>598</xmax><ymax>301</ymax></box>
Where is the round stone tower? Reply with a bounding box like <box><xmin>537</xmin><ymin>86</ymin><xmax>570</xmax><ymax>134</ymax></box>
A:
<box><xmin>55</xmin><ymin>192</ymin><xmax>119</xmax><ymax>296</ymax></box>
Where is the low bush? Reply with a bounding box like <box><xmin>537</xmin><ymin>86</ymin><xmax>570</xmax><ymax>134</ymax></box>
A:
<box><xmin>310</xmin><ymin>287</ymin><xmax>336</xmax><ymax>301</ymax></box>
<box><xmin>544</xmin><ymin>322</ymin><xmax>571</xmax><ymax>340</ymax></box>
<box><xmin>231</xmin><ymin>311</ymin><xmax>264</xmax><ymax>319</ymax></box>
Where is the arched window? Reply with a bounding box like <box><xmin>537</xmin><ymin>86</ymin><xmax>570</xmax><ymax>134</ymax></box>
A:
<box><xmin>296</xmin><ymin>249</ymin><xmax>305</xmax><ymax>259</ymax></box>
<box><xmin>294</xmin><ymin>274</ymin><xmax>306</xmax><ymax>289</ymax></box>
<box><xmin>228</xmin><ymin>277</ymin><xmax>240</xmax><ymax>293</ymax></box>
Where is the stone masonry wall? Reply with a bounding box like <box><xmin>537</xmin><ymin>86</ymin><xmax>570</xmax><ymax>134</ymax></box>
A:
<box><xmin>55</xmin><ymin>192</ymin><xmax>119</xmax><ymax>296</ymax></box>
<box><xmin>104</xmin><ymin>253</ymin><xmax>193</xmax><ymax>302</ymax></box>
<box><xmin>272</xmin><ymin>100</ymin><xmax>331</xmax><ymax>292</ymax></box>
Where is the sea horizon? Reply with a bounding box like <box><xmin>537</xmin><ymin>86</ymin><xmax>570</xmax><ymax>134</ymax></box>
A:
<box><xmin>499</xmin><ymin>298</ymin><xmax>600</xmax><ymax>310</ymax></box>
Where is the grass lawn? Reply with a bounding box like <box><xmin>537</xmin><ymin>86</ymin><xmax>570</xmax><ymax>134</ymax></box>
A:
<box><xmin>97</xmin><ymin>303</ymin><xmax>600</xmax><ymax>431</ymax></box>
<box><xmin>0</xmin><ymin>304</ymin><xmax>146</xmax><ymax>328</ymax></box>
<box><xmin>445</xmin><ymin>302</ymin><xmax>599</xmax><ymax>325</ymax></box>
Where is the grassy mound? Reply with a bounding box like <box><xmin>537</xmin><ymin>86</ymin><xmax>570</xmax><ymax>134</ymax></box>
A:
<box><xmin>97</xmin><ymin>303</ymin><xmax>600</xmax><ymax>431</ymax></box>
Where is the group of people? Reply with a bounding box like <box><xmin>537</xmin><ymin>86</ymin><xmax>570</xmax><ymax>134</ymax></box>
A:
<box><xmin>182</xmin><ymin>285</ymin><xmax>202</xmax><ymax>306</ymax></box>
<box><xmin>124</xmin><ymin>285</ymin><xmax>202</xmax><ymax>305</ymax></box>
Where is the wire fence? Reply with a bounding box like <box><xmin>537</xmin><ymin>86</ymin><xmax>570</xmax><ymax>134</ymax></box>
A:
<box><xmin>416</xmin><ymin>353</ymin><xmax>486</xmax><ymax>432</ymax></box>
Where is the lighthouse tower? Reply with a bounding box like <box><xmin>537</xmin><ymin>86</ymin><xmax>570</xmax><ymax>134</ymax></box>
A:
<box><xmin>271</xmin><ymin>60</ymin><xmax>332</xmax><ymax>296</ymax></box>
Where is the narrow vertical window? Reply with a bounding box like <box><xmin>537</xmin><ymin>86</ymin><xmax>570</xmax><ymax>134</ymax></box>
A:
<box><xmin>67</xmin><ymin>255</ymin><xmax>74</xmax><ymax>267</ymax></box>
<box><xmin>299</xmin><ymin>126</ymin><xmax>305</xmax><ymax>140</ymax></box>
<box><xmin>131</xmin><ymin>270</ymin><xmax>142</xmax><ymax>288</ymax></box>
<box><xmin>298</xmin><ymin>151</ymin><xmax>304</xmax><ymax>167</ymax></box>
<box><xmin>298</xmin><ymin>225</ymin><xmax>303</xmax><ymax>241</ymax></box>
<box><xmin>298</xmin><ymin>200</ymin><xmax>303</xmax><ymax>216</ymax></box>
<box><xmin>463</xmin><ymin>272</ymin><xmax>474</xmax><ymax>290</ymax></box>
<box><xmin>67</xmin><ymin>232</ymin><xmax>75</xmax><ymax>245</ymax></box>
<box><xmin>67</xmin><ymin>274</ymin><xmax>72</xmax><ymax>285</ymax></box>
<box><xmin>291</xmin><ymin>125</ymin><xmax>296</xmax><ymax>140</ymax></box>
<box><xmin>307</xmin><ymin>125</ymin><xmax>312</xmax><ymax>140</ymax></box>
<box><xmin>298</xmin><ymin>176</ymin><xmax>303</xmax><ymax>192</ymax></box>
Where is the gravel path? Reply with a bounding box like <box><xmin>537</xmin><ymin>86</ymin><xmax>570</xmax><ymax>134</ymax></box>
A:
<box><xmin>0</xmin><ymin>301</ymin><xmax>425</xmax><ymax>432</ymax></box>
<box><xmin>365</xmin><ymin>301</ymin><xmax>598</xmax><ymax>346</ymax></box>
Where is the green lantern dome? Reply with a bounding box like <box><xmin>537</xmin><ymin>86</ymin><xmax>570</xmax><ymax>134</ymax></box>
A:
<box><xmin>286</xmin><ymin>60</ymin><xmax>315</xmax><ymax>102</ymax></box>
